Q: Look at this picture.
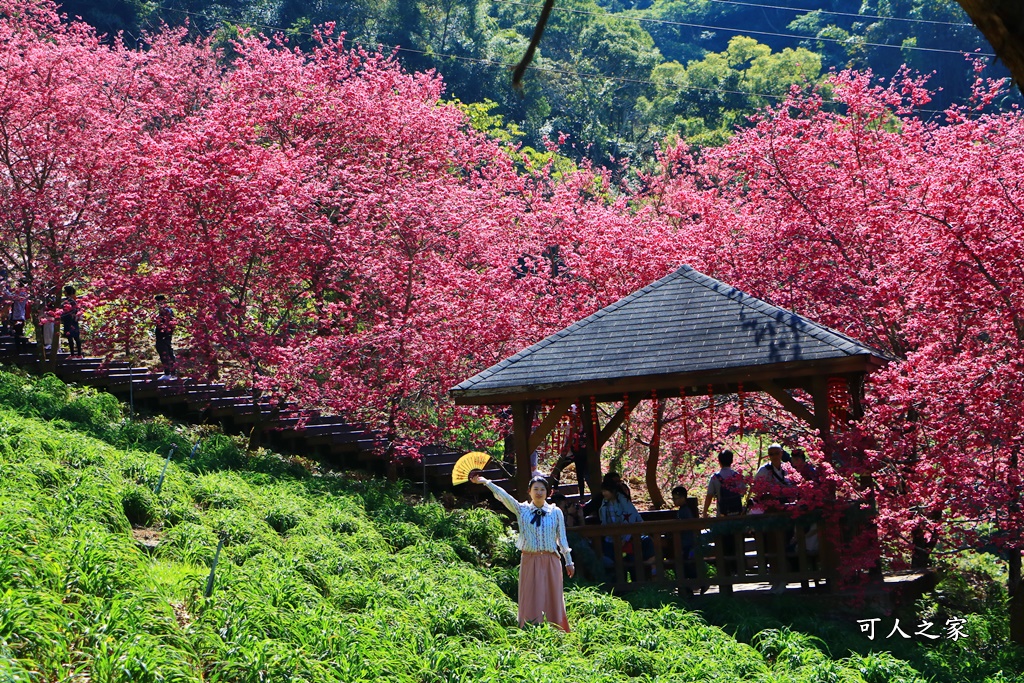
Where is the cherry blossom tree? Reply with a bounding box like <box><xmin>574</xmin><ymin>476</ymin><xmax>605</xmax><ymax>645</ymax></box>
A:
<box><xmin>651</xmin><ymin>69</ymin><xmax>1024</xmax><ymax>640</ymax></box>
<box><xmin>0</xmin><ymin>0</ymin><xmax>133</xmax><ymax>338</ymax></box>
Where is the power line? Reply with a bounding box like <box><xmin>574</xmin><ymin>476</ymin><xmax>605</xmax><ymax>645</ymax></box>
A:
<box><xmin>153</xmin><ymin>5</ymin><xmax>792</xmax><ymax>100</ymax></box>
<box><xmin>151</xmin><ymin>5</ymin><xmax>958</xmax><ymax>116</ymax></box>
<box><xmin>697</xmin><ymin>0</ymin><xmax>974</xmax><ymax>28</ymax></box>
<box><xmin>493</xmin><ymin>0</ymin><xmax>995</xmax><ymax>57</ymax></box>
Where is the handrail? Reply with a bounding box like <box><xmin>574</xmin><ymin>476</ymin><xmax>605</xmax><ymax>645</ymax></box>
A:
<box><xmin>567</xmin><ymin>510</ymin><xmax>842</xmax><ymax>593</ymax></box>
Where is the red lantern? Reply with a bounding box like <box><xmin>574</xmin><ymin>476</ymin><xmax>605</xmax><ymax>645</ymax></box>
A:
<box><xmin>680</xmin><ymin>387</ymin><xmax>690</xmax><ymax>452</ymax></box>
<box><xmin>738</xmin><ymin>383</ymin><xmax>745</xmax><ymax>438</ymax></box>
<box><xmin>590</xmin><ymin>395</ymin><xmax>599</xmax><ymax>452</ymax></box>
<box><xmin>707</xmin><ymin>384</ymin><xmax>715</xmax><ymax>442</ymax></box>
<box><xmin>827</xmin><ymin>377</ymin><xmax>850</xmax><ymax>431</ymax></box>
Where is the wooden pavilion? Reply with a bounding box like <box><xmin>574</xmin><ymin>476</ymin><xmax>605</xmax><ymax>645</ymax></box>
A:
<box><xmin>450</xmin><ymin>264</ymin><xmax>891</xmax><ymax>498</ymax></box>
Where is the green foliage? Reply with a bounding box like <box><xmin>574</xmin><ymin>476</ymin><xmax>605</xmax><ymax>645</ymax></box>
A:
<box><xmin>637</xmin><ymin>36</ymin><xmax>822</xmax><ymax>148</ymax></box>
<box><xmin>158</xmin><ymin>522</ymin><xmax>219</xmax><ymax>566</ymax></box>
<box><xmin>842</xmin><ymin>651</ymin><xmax>927</xmax><ymax>683</ymax></box>
<box><xmin>454</xmin><ymin>98</ymin><xmax>523</xmax><ymax>145</ymax></box>
<box><xmin>67</xmin><ymin>0</ymin><xmax>1019</xmax><ymax>173</ymax></box>
<box><xmin>0</xmin><ymin>371</ymin><xmax>68</xmax><ymax>419</ymax></box>
<box><xmin>121</xmin><ymin>484</ymin><xmax>158</xmax><ymax>527</ymax></box>
<box><xmin>59</xmin><ymin>391</ymin><xmax>121</xmax><ymax>430</ymax></box>
<box><xmin>909</xmin><ymin>551</ymin><xmax>1024</xmax><ymax>682</ymax></box>
<box><xmin>0</xmin><ymin>369</ymin><xmax>1015</xmax><ymax>682</ymax></box>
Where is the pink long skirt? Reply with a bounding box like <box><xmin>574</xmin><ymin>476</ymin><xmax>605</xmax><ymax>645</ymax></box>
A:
<box><xmin>519</xmin><ymin>551</ymin><xmax>570</xmax><ymax>632</ymax></box>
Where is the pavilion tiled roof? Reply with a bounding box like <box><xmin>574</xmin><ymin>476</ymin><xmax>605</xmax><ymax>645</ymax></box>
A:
<box><xmin>451</xmin><ymin>265</ymin><xmax>887</xmax><ymax>400</ymax></box>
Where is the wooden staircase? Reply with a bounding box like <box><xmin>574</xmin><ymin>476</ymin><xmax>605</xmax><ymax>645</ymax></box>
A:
<box><xmin>0</xmin><ymin>336</ymin><xmax>512</xmax><ymax>496</ymax></box>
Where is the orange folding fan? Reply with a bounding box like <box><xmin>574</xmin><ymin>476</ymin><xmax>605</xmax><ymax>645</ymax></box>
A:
<box><xmin>452</xmin><ymin>451</ymin><xmax>492</xmax><ymax>485</ymax></box>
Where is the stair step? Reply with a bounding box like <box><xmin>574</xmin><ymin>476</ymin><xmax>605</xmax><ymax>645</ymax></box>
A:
<box><xmin>0</xmin><ymin>352</ymin><xmax>429</xmax><ymax>493</ymax></box>
<box><xmin>419</xmin><ymin>451</ymin><xmax>468</xmax><ymax>466</ymax></box>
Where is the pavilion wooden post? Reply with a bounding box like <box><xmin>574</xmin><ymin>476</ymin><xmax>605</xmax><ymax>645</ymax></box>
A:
<box><xmin>848</xmin><ymin>373</ymin><xmax>866</xmax><ymax>420</ymax></box>
<box><xmin>581</xmin><ymin>398</ymin><xmax>601</xmax><ymax>498</ymax></box>
<box><xmin>810</xmin><ymin>375</ymin><xmax>832</xmax><ymax>445</ymax></box>
<box><xmin>512</xmin><ymin>401</ymin><xmax>532</xmax><ymax>497</ymax></box>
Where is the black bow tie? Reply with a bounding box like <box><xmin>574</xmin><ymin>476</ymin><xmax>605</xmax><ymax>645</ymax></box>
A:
<box><xmin>530</xmin><ymin>507</ymin><xmax>546</xmax><ymax>527</ymax></box>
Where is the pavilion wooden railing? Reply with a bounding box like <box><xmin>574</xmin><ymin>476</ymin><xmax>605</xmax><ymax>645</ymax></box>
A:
<box><xmin>570</xmin><ymin>510</ymin><xmax>843</xmax><ymax>594</ymax></box>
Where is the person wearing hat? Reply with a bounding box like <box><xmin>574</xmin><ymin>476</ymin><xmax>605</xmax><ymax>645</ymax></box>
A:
<box><xmin>154</xmin><ymin>294</ymin><xmax>177</xmax><ymax>380</ymax></box>
<box><xmin>752</xmin><ymin>443</ymin><xmax>794</xmax><ymax>511</ymax></box>
<box><xmin>470</xmin><ymin>473</ymin><xmax>574</xmax><ymax>631</ymax></box>
<box><xmin>753</xmin><ymin>443</ymin><xmax>796</xmax><ymax>593</ymax></box>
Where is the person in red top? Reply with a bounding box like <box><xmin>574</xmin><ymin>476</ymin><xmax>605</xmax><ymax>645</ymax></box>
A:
<box><xmin>550</xmin><ymin>403</ymin><xmax>589</xmax><ymax>496</ymax></box>
<box><xmin>154</xmin><ymin>294</ymin><xmax>177</xmax><ymax>380</ymax></box>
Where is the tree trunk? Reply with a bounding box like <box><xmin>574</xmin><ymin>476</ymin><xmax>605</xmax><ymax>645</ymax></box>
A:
<box><xmin>645</xmin><ymin>398</ymin><xmax>667</xmax><ymax>510</ymax></box>
<box><xmin>1010</xmin><ymin>548</ymin><xmax>1024</xmax><ymax>645</ymax></box>
<box><xmin>955</xmin><ymin>1</ymin><xmax>1024</xmax><ymax>89</ymax></box>
<box><xmin>910</xmin><ymin>522</ymin><xmax>937</xmax><ymax>569</ymax></box>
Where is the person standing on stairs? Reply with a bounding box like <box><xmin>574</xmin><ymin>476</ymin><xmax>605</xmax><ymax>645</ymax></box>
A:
<box><xmin>3</xmin><ymin>279</ymin><xmax>29</xmax><ymax>354</ymax></box>
<box><xmin>550</xmin><ymin>403</ymin><xmax>589</xmax><ymax>496</ymax></box>
<box><xmin>61</xmin><ymin>286</ymin><xmax>83</xmax><ymax>358</ymax></box>
<box><xmin>40</xmin><ymin>292</ymin><xmax>58</xmax><ymax>358</ymax></box>
<box><xmin>155</xmin><ymin>294</ymin><xmax>177</xmax><ymax>380</ymax></box>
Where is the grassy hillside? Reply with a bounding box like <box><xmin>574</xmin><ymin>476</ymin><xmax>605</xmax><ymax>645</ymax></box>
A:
<box><xmin>0</xmin><ymin>368</ymin><xmax>1019</xmax><ymax>682</ymax></box>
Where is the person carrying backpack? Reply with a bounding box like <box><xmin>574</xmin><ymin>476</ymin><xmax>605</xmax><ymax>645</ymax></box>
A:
<box><xmin>702</xmin><ymin>449</ymin><xmax>747</xmax><ymax>582</ymax></box>
<box><xmin>702</xmin><ymin>449</ymin><xmax>747</xmax><ymax>518</ymax></box>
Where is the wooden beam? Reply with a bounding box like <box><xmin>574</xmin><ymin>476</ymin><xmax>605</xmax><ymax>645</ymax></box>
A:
<box><xmin>451</xmin><ymin>355</ymin><xmax>884</xmax><ymax>405</ymax></box>
<box><xmin>757</xmin><ymin>379</ymin><xmax>816</xmax><ymax>427</ymax></box>
<box><xmin>848</xmin><ymin>373</ymin><xmax>866</xmax><ymax>420</ymax></box>
<box><xmin>582</xmin><ymin>399</ymin><xmax>601</xmax><ymax>498</ymax></box>
<box><xmin>597</xmin><ymin>392</ymin><xmax>645</xmax><ymax>449</ymax></box>
<box><xmin>511</xmin><ymin>401</ymin><xmax>532</xmax><ymax>498</ymax></box>
<box><xmin>527</xmin><ymin>396</ymin><xmax>575</xmax><ymax>455</ymax></box>
<box><xmin>811</xmin><ymin>375</ymin><xmax>832</xmax><ymax>442</ymax></box>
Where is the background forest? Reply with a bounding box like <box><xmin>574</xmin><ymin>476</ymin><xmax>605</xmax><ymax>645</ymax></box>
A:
<box><xmin>60</xmin><ymin>0</ymin><xmax>1019</xmax><ymax>164</ymax></box>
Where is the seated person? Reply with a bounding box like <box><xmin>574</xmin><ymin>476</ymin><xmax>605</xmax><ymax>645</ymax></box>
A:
<box><xmin>551</xmin><ymin>494</ymin><xmax>604</xmax><ymax>582</ymax></box>
<box><xmin>598</xmin><ymin>481</ymin><xmax>654</xmax><ymax>571</ymax></box>
<box><xmin>671</xmin><ymin>485</ymin><xmax>699</xmax><ymax>581</ymax></box>
<box><xmin>583</xmin><ymin>470</ymin><xmax>632</xmax><ymax>517</ymax></box>
<box><xmin>551</xmin><ymin>493</ymin><xmax>585</xmax><ymax>529</ymax></box>
<box><xmin>604</xmin><ymin>471</ymin><xmax>632</xmax><ymax>500</ymax></box>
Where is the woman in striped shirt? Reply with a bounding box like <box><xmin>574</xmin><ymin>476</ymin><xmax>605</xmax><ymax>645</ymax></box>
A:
<box><xmin>471</xmin><ymin>474</ymin><xmax>575</xmax><ymax>632</ymax></box>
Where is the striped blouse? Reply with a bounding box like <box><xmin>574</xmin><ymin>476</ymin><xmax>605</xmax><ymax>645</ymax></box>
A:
<box><xmin>485</xmin><ymin>481</ymin><xmax>573</xmax><ymax>567</ymax></box>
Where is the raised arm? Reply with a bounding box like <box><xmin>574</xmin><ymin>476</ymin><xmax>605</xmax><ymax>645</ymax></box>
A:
<box><xmin>473</xmin><ymin>476</ymin><xmax>521</xmax><ymax>516</ymax></box>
